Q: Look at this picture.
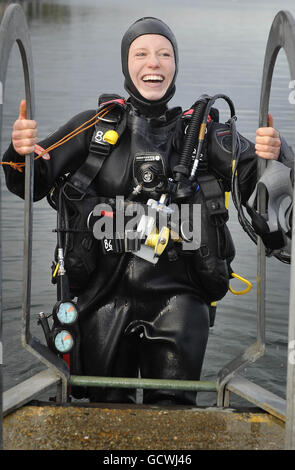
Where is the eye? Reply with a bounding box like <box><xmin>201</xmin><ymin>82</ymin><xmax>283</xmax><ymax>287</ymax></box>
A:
<box><xmin>159</xmin><ymin>50</ymin><xmax>173</xmax><ymax>58</ymax></box>
<box><xmin>135</xmin><ymin>51</ymin><xmax>146</xmax><ymax>57</ymax></box>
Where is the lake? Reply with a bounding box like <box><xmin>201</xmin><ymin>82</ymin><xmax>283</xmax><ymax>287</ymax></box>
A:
<box><xmin>1</xmin><ymin>0</ymin><xmax>295</xmax><ymax>407</ymax></box>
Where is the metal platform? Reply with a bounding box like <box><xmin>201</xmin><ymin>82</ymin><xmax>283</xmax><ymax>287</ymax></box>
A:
<box><xmin>2</xmin><ymin>402</ymin><xmax>285</xmax><ymax>450</ymax></box>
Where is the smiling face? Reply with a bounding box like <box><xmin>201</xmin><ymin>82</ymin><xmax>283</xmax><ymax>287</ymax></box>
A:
<box><xmin>128</xmin><ymin>34</ymin><xmax>176</xmax><ymax>101</ymax></box>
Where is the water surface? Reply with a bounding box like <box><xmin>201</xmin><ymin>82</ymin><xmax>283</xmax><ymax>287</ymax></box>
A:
<box><xmin>1</xmin><ymin>0</ymin><xmax>295</xmax><ymax>407</ymax></box>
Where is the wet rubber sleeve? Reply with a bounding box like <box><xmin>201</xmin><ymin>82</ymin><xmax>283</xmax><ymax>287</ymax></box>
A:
<box><xmin>2</xmin><ymin>109</ymin><xmax>96</xmax><ymax>201</ymax></box>
<box><xmin>278</xmin><ymin>135</ymin><xmax>294</xmax><ymax>171</ymax></box>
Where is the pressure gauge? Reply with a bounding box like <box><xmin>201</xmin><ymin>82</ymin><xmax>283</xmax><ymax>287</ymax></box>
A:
<box><xmin>53</xmin><ymin>301</ymin><xmax>78</xmax><ymax>325</ymax></box>
<box><xmin>53</xmin><ymin>329</ymin><xmax>74</xmax><ymax>354</ymax></box>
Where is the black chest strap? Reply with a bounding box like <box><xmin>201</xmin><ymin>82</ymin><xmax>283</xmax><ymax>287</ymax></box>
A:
<box><xmin>63</xmin><ymin>95</ymin><xmax>127</xmax><ymax>200</ymax></box>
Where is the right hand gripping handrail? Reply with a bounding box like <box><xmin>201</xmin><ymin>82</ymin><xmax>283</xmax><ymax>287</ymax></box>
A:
<box><xmin>217</xmin><ymin>11</ymin><xmax>295</xmax><ymax>431</ymax></box>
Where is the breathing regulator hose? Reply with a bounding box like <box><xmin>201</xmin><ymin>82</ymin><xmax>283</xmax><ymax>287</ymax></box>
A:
<box><xmin>173</xmin><ymin>93</ymin><xmax>237</xmax><ymax>189</ymax></box>
<box><xmin>173</xmin><ymin>95</ymin><xmax>209</xmax><ymax>182</ymax></box>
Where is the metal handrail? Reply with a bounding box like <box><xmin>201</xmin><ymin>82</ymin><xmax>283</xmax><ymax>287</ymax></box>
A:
<box><xmin>69</xmin><ymin>375</ymin><xmax>217</xmax><ymax>392</ymax></box>
<box><xmin>0</xmin><ymin>4</ymin><xmax>294</xmax><ymax>451</ymax></box>
<box><xmin>216</xmin><ymin>10</ymin><xmax>295</xmax><ymax>449</ymax></box>
<box><xmin>286</xmin><ymin>166</ymin><xmax>295</xmax><ymax>449</ymax></box>
<box><xmin>0</xmin><ymin>4</ymin><xmax>70</xmax><ymax>449</ymax></box>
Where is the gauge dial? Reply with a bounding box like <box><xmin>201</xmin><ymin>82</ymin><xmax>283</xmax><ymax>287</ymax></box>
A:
<box><xmin>54</xmin><ymin>329</ymin><xmax>74</xmax><ymax>353</ymax></box>
<box><xmin>55</xmin><ymin>301</ymin><xmax>78</xmax><ymax>325</ymax></box>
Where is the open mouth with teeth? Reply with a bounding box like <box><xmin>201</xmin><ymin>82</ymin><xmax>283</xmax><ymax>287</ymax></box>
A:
<box><xmin>142</xmin><ymin>74</ymin><xmax>164</xmax><ymax>84</ymax></box>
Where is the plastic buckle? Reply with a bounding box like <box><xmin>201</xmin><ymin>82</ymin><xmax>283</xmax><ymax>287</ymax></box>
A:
<box><xmin>89</xmin><ymin>140</ymin><xmax>111</xmax><ymax>156</ymax></box>
<box><xmin>62</xmin><ymin>181</ymin><xmax>86</xmax><ymax>201</ymax></box>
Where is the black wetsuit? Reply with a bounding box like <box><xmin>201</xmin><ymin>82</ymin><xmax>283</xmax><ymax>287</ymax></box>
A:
<box><xmin>2</xmin><ymin>101</ymin><xmax>261</xmax><ymax>404</ymax></box>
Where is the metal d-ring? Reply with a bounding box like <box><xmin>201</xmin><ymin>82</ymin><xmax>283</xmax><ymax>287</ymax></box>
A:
<box><xmin>217</xmin><ymin>11</ymin><xmax>295</xmax><ymax>419</ymax></box>
<box><xmin>0</xmin><ymin>4</ymin><xmax>69</xmax><ymax>443</ymax></box>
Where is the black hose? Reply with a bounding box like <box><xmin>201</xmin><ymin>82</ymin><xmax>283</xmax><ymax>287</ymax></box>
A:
<box><xmin>173</xmin><ymin>96</ymin><xmax>209</xmax><ymax>182</ymax></box>
<box><xmin>203</xmin><ymin>94</ymin><xmax>235</xmax><ymax>124</ymax></box>
<box><xmin>57</xmin><ymin>190</ymin><xmax>63</xmax><ymax>251</ymax></box>
<box><xmin>174</xmin><ymin>94</ymin><xmax>236</xmax><ymax>185</ymax></box>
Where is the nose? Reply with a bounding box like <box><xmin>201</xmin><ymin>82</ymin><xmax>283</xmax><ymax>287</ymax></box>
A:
<box><xmin>147</xmin><ymin>52</ymin><xmax>161</xmax><ymax>69</ymax></box>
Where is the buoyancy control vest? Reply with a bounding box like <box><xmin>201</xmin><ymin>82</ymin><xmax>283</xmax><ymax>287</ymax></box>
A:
<box><xmin>48</xmin><ymin>95</ymin><xmax>128</xmax><ymax>297</ymax></box>
<box><xmin>48</xmin><ymin>93</ymin><xmax>254</xmax><ymax>304</ymax></box>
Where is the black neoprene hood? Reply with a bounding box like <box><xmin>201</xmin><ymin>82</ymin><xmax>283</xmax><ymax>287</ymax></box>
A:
<box><xmin>121</xmin><ymin>17</ymin><xmax>179</xmax><ymax>110</ymax></box>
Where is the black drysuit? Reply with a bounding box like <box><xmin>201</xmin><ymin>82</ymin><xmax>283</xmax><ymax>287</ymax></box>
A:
<box><xmin>2</xmin><ymin>100</ymin><xmax>266</xmax><ymax>404</ymax></box>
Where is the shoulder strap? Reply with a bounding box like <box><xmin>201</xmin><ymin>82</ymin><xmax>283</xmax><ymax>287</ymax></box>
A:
<box><xmin>63</xmin><ymin>94</ymin><xmax>127</xmax><ymax>200</ymax></box>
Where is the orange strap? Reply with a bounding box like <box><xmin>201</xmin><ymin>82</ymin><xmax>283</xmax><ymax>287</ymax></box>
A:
<box><xmin>1</xmin><ymin>104</ymin><xmax>115</xmax><ymax>173</ymax></box>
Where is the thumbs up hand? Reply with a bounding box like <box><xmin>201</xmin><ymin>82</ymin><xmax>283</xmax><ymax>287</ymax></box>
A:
<box><xmin>255</xmin><ymin>113</ymin><xmax>281</xmax><ymax>161</ymax></box>
<box><xmin>12</xmin><ymin>100</ymin><xmax>38</xmax><ymax>156</ymax></box>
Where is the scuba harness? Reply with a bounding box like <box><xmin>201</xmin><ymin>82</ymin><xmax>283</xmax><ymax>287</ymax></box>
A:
<box><xmin>48</xmin><ymin>95</ymin><xmax>128</xmax><ymax>296</ymax></box>
<box><xmin>91</xmin><ymin>94</ymin><xmax>237</xmax><ymax>266</ymax></box>
<box><xmin>38</xmin><ymin>96</ymin><xmax>129</xmax><ymax>356</ymax></box>
<box><xmin>38</xmin><ymin>91</ymin><xmax>270</xmax><ymax>353</ymax></box>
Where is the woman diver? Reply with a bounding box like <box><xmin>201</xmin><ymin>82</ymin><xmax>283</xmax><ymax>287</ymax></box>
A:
<box><xmin>2</xmin><ymin>17</ymin><xmax>283</xmax><ymax>405</ymax></box>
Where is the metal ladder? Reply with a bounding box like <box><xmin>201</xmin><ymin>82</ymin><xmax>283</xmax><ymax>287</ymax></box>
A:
<box><xmin>0</xmin><ymin>3</ymin><xmax>295</xmax><ymax>450</ymax></box>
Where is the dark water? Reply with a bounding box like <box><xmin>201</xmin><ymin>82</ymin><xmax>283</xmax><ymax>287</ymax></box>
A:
<box><xmin>1</xmin><ymin>0</ymin><xmax>295</xmax><ymax>406</ymax></box>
